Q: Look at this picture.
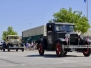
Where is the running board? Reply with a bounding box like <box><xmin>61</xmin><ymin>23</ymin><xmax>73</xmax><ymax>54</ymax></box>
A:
<box><xmin>64</xmin><ymin>45</ymin><xmax>91</xmax><ymax>48</ymax></box>
<box><xmin>9</xmin><ymin>46</ymin><xmax>24</xmax><ymax>49</ymax></box>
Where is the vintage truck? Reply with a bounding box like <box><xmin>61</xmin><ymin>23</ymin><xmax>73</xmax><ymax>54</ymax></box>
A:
<box><xmin>37</xmin><ymin>22</ymin><xmax>91</xmax><ymax>57</ymax></box>
<box><xmin>2</xmin><ymin>35</ymin><xmax>24</xmax><ymax>52</ymax></box>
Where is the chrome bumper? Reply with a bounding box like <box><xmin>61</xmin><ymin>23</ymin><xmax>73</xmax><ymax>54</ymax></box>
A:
<box><xmin>64</xmin><ymin>45</ymin><xmax>91</xmax><ymax>48</ymax></box>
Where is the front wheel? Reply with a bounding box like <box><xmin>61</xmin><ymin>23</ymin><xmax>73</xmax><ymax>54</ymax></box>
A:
<box><xmin>55</xmin><ymin>42</ymin><xmax>64</xmax><ymax>57</ymax></box>
<box><xmin>83</xmin><ymin>48</ymin><xmax>91</xmax><ymax>57</ymax></box>
<box><xmin>38</xmin><ymin>43</ymin><xmax>44</xmax><ymax>56</ymax></box>
<box><xmin>2</xmin><ymin>44</ymin><xmax>6</xmax><ymax>52</ymax></box>
<box><xmin>3</xmin><ymin>49</ymin><xmax>5</xmax><ymax>52</ymax></box>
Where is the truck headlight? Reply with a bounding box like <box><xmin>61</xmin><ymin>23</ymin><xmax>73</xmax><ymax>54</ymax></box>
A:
<box><xmin>80</xmin><ymin>35</ymin><xmax>84</xmax><ymax>39</ymax></box>
<box><xmin>65</xmin><ymin>33</ymin><xmax>70</xmax><ymax>38</ymax></box>
<box><xmin>65</xmin><ymin>37</ymin><xmax>68</xmax><ymax>42</ymax></box>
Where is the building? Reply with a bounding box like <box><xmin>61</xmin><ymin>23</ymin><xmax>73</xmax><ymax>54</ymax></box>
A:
<box><xmin>84</xmin><ymin>30</ymin><xmax>91</xmax><ymax>37</ymax></box>
<box><xmin>22</xmin><ymin>25</ymin><xmax>46</xmax><ymax>43</ymax></box>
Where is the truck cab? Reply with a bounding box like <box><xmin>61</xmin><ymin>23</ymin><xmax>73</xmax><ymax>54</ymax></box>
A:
<box><xmin>46</xmin><ymin>23</ymin><xmax>75</xmax><ymax>46</ymax></box>
<box><xmin>37</xmin><ymin>22</ymin><xmax>91</xmax><ymax>57</ymax></box>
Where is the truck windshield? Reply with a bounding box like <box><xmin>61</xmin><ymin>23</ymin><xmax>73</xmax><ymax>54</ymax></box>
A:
<box><xmin>8</xmin><ymin>36</ymin><xmax>19</xmax><ymax>39</ymax></box>
<box><xmin>14</xmin><ymin>36</ymin><xmax>19</xmax><ymax>39</ymax></box>
<box><xmin>55</xmin><ymin>25</ymin><xmax>74</xmax><ymax>32</ymax></box>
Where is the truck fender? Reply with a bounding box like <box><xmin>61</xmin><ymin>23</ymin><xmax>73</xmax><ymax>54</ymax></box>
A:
<box><xmin>53</xmin><ymin>38</ymin><xmax>66</xmax><ymax>45</ymax></box>
<box><xmin>56</xmin><ymin>38</ymin><xmax>66</xmax><ymax>42</ymax></box>
<box><xmin>78</xmin><ymin>39</ymin><xmax>90</xmax><ymax>45</ymax></box>
<box><xmin>52</xmin><ymin>38</ymin><xmax>66</xmax><ymax>50</ymax></box>
<box><xmin>37</xmin><ymin>39</ymin><xmax>47</xmax><ymax>49</ymax></box>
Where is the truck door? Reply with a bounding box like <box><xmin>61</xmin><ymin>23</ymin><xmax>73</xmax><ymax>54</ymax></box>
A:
<box><xmin>47</xmin><ymin>24</ymin><xmax>54</xmax><ymax>49</ymax></box>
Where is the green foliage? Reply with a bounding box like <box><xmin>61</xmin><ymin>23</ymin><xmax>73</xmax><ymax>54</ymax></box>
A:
<box><xmin>2</xmin><ymin>26</ymin><xmax>18</xmax><ymax>41</ymax></box>
<box><xmin>49</xmin><ymin>7</ymin><xmax>90</xmax><ymax>34</ymax></box>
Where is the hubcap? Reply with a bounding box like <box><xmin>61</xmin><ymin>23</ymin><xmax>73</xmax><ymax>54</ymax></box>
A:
<box><xmin>84</xmin><ymin>44</ymin><xmax>90</xmax><ymax>54</ymax></box>
<box><xmin>84</xmin><ymin>48</ymin><xmax>89</xmax><ymax>54</ymax></box>
<box><xmin>39</xmin><ymin>44</ymin><xmax>42</xmax><ymax>53</ymax></box>
<box><xmin>56</xmin><ymin>43</ymin><xmax>61</xmax><ymax>55</ymax></box>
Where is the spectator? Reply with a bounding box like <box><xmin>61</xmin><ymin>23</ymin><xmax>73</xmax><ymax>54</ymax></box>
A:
<box><xmin>28</xmin><ymin>42</ymin><xmax>31</xmax><ymax>50</ymax></box>
<box><xmin>26</xmin><ymin>42</ymin><xmax>29</xmax><ymax>50</ymax></box>
<box><xmin>31</xmin><ymin>41</ymin><xmax>34</xmax><ymax>50</ymax></box>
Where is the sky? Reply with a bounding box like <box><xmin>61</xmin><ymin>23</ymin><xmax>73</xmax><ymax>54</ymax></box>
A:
<box><xmin>0</xmin><ymin>0</ymin><xmax>91</xmax><ymax>39</ymax></box>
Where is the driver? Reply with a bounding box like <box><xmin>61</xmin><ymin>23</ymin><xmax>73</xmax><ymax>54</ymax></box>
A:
<box><xmin>56</xmin><ymin>26</ymin><xmax>60</xmax><ymax>31</ymax></box>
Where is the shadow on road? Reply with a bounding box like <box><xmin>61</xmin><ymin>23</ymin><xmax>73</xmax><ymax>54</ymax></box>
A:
<box><xmin>0</xmin><ymin>50</ymin><xmax>21</xmax><ymax>52</ymax></box>
<box><xmin>25</xmin><ymin>54</ymin><xmax>84</xmax><ymax>58</ymax></box>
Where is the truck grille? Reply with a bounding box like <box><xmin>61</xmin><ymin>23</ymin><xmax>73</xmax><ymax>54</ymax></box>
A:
<box><xmin>70</xmin><ymin>34</ymin><xmax>78</xmax><ymax>45</ymax></box>
<box><xmin>11</xmin><ymin>41</ymin><xmax>18</xmax><ymax>45</ymax></box>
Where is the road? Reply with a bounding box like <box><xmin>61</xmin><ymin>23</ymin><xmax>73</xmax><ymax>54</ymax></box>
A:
<box><xmin>0</xmin><ymin>50</ymin><xmax>91</xmax><ymax>68</ymax></box>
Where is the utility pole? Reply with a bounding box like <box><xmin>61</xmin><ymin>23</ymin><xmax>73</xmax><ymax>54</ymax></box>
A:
<box><xmin>86</xmin><ymin>0</ymin><xmax>88</xmax><ymax>19</ymax></box>
<box><xmin>30</xmin><ymin>23</ymin><xmax>31</xmax><ymax>29</ymax></box>
<box><xmin>84</xmin><ymin>0</ymin><xmax>88</xmax><ymax>19</ymax></box>
<box><xmin>28</xmin><ymin>23</ymin><xmax>31</xmax><ymax>37</ymax></box>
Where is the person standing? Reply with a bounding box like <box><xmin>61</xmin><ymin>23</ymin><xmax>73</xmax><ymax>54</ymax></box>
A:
<box><xmin>28</xmin><ymin>42</ymin><xmax>31</xmax><ymax>50</ymax></box>
<box><xmin>26</xmin><ymin>42</ymin><xmax>28</xmax><ymax>50</ymax></box>
<box><xmin>31</xmin><ymin>41</ymin><xmax>34</xmax><ymax>50</ymax></box>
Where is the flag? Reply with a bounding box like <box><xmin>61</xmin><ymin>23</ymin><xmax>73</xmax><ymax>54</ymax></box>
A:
<box><xmin>84</xmin><ymin>0</ymin><xmax>86</xmax><ymax>3</ymax></box>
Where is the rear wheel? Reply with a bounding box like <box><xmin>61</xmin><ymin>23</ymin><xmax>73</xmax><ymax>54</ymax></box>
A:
<box><xmin>55</xmin><ymin>42</ymin><xmax>64</xmax><ymax>57</ymax></box>
<box><xmin>7</xmin><ymin>45</ymin><xmax>10</xmax><ymax>52</ymax></box>
<box><xmin>8</xmin><ymin>48</ymin><xmax>10</xmax><ymax>52</ymax></box>
<box><xmin>22</xmin><ymin>48</ymin><xmax>24</xmax><ymax>52</ymax></box>
<box><xmin>38</xmin><ymin>43</ymin><xmax>44</xmax><ymax>56</ymax></box>
<box><xmin>16</xmin><ymin>49</ymin><xmax>18</xmax><ymax>52</ymax></box>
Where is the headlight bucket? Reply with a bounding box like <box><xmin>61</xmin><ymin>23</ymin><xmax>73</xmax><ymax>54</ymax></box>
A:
<box><xmin>65</xmin><ymin>33</ymin><xmax>70</xmax><ymax>38</ymax></box>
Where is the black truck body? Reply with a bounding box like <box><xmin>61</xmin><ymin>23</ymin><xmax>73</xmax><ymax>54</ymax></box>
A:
<box><xmin>37</xmin><ymin>22</ymin><xmax>91</xmax><ymax>57</ymax></box>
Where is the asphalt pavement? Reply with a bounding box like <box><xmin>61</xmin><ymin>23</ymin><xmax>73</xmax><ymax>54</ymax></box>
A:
<box><xmin>0</xmin><ymin>50</ymin><xmax>91</xmax><ymax>68</ymax></box>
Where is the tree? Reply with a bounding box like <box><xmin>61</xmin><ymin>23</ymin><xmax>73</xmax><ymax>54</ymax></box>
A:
<box><xmin>2</xmin><ymin>26</ymin><xmax>18</xmax><ymax>41</ymax></box>
<box><xmin>49</xmin><ymin>7</ymin><xmax>90</xmax><ymax>34</ymax></box>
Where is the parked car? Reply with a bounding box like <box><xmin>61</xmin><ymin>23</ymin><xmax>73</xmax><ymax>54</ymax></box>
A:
<box><xmin>0</xmin><ymin>41</ymin><xmax>3</xmax><ymax>50</ymax></box>
<box><xmin>2</xmin><ymin>35</ymin><xmax>24</xmax><ymax>52</ymax></box>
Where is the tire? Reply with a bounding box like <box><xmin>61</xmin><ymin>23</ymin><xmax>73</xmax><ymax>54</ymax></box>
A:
<box><xmin>3</xmin><ymin>49</ymin><xmax>5</xmax><ymax>52</ymax></box>
<box><xmin>8</xmin><ymin>48</ymin><xmax>10</xmax><ymax>52</ymax></box>
<box><xmin>1</xmin><ymin>48</ymin><xmax>2</xmax><ymax>50</ymax></box>
<box><xmin>2</xmin><ymin>44</ymin><xmax>5</xmax><ymax>52</ymax></box>
<box><xmin>16</xmin><ymin>49</ymin><xmax>18</xmax><ymax>52</ymax></box>
<box><xmin>55</xmin><ymin>42</ymin><xmax>64</xmax><ymax>57</ymax></box>
<box><xmin>7</xmin><ymin>44</ymin><xmax>10</xmax><ymax>52</ymax></box>
<box><xmin>38</xmin><ymin>43</ymin><xmax>44</xmax><ymax>56</ymax></box>
<box><xmin>83</xmin><ymin>48</ymin><xmax>91</xmax><ymax>57</ymax></box>
<box><xmin>22</xmin><ymin>48</ymin><xmax>24</xmax><ymax>52</ymax></box>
